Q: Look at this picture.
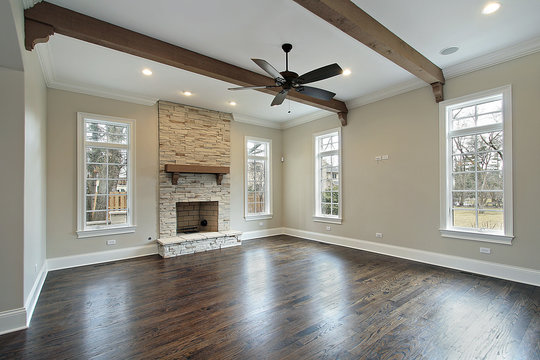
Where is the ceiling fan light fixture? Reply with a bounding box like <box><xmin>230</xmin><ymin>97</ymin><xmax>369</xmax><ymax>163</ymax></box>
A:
<box><xmin>228</xmin><ymin>101</ymin><xmax>237</xmax><ymax>106</ymax></box>
<box><xmin>182</xmin><ymin>91</ymin><xmax>193</xmax><ymax>96</ymax></box>
<box><xmin>342</xmin><ymin>69</ymin><xmax>352</xmax><ymax>76</ymax></box>
<box><xmin>142</xmin><ymin>68</ymin><xmax>152</xmax><ymax>76</ymax></box>
<box><xmin>482</xmin><ymin>2</ymin><xmax>501</xmax><ymax>14</ymax></box>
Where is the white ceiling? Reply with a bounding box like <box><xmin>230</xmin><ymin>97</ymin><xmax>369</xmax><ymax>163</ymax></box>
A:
<box><xmin>35</xmin><ymin>0</ymin><xmax>540</xmax><ymax>127</ymax></box>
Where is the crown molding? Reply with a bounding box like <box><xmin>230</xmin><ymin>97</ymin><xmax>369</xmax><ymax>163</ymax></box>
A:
<box><xmin>34</xmin><ymin>42</ymin><xmax>55</xmax><ymax>85</ymax></box>
<box><xmin>280</xmin><ymin>109</ymin><xmax>333</xmax><ymax>129</ymax></box>
<box><xmin>346</xmin><ymin>78</ymin><xmax>426</xmax><ymax>110</ymax></box>
<box><xmin>443</xmin><ymin>35</ymin><xmax>540</xmax><ymax>79</ymax></box>
<box><xmin>47</xmin><ymin>80</ymin><xmax>158</xmax><ymax>106</ymax></box>
<box><xmin>232</xmin><ymin>114</ymin><xmax>282</xmax><ymax>129</ymax></box>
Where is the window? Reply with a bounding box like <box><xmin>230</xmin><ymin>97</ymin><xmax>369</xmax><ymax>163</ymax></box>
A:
<box><xmin>439</xmin><ymin>85</ymin><xmax>513</xmax><ymax>244</ymax></box>
<box><xmin>245</xmin><ymin>137</ymin><xmax>272</xmax><ymax>220</ymax></box>
<box><xmin>314</xmin><ymin>128</ymin><xmax>342</xmax><ymax>224</ymax></box>
<box><xmin>77</xmin><ymin>113</ymin><xmax>135</xmax><ymax>238</ymax></box>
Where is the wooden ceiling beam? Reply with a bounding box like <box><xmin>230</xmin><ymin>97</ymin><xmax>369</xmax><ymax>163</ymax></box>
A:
<box><xmin>24</xmin><ymin>2</ymin><xmax>348</xmax><ymax>114</ymax></box>
<box><xmin>293</xmin><ymin>0</ymin><xmax>446</xmax><ymax>102</ymax></box>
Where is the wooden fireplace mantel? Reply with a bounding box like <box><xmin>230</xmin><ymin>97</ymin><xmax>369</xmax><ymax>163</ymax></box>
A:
<box><xmin>164</xmin><ymin>164</ymin><xmax>230</xmax><ymax>185</ymax></box>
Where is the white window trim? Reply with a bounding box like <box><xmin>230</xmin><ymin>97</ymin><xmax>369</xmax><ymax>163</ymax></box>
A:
<box><xmin>244</xmin><ymin>136</ymin><xmax>273</xmax><ymax>220</ymax></box>
<box><xmin>439</xmin><ymin>85</ymin><xmax>513</xmax><ymax>245</ymax></box>
<box><xmin>76</xmin><ymin>112</ymin><xmax>136</xmax><ymax>238</ymax></box>
<box><xmin>313</xmin><ymin>127</ymin><xmax>342</xmax><ymax>224</ymax></box>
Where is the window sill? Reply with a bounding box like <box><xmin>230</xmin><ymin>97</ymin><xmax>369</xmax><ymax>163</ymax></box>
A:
<box><xmin>77</xmin><ymin>225</ymin><xmax>137</xmax><ymax>239</ymax></box>
<box><xmin>313</xmin><ymin>216</ymin><xmax>342</xmax><ymax>225</ymax></box>
<box><xmin>440</xmin><ymin>229</ymin><xmax>513</xmax><ymax>245</ymax></box>
<box><xmin>245</xmin><ymin>214</ymin><xmax>273</xmax><ymax>221</ymax></box>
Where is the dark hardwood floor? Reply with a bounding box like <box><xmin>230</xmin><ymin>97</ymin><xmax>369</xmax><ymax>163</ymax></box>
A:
<box><xmin>0</xmin><ymin>235</ymin><xmax>538</xmax><ymax>359</ymax></box>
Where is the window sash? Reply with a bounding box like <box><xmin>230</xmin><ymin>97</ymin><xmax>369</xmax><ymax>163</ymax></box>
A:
<box><xmin>314</xmin><ymin>129</ymin><xmax>341</xmax><ymax>221</ymax></box>
<box><xmin>77</xmin><ymin>113</ymin><xmax>135</xmax><ymax>235</ymax></box>
<box><xmin>245</xmin><ymin>137</ymin><xmax>271</xmax><ymax>218</ymax></box>
<box><xmin>439</xmin><ymin>86</ymin><xmax>512</xmax><ymax>243</ymax></box>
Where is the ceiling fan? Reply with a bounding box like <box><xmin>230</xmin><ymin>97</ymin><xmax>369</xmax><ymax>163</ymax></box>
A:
<box><xmin>228</xmin><ymin>43</ymin><xmax>343</xmax><ymax>106</ymax></box>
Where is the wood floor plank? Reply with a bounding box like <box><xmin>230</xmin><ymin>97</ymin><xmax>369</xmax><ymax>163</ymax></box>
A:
<box><xmin>0</xmin><ymin>235</ymin><xmax>538</xmax><ymax>360</ymax></box>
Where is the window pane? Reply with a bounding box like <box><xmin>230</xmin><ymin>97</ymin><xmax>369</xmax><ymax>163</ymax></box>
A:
<box><xmin>86</xmin><ymin>147</ymin><xmax>107</xmax><ymax>163</ymax></box>
<box><xmin>477</xmin><ymin>112</ymin><xmax>502</xmax><ymax>127</ymax></box>
<box><xmin>247</xmin><ymin>141</ymin><xmax>267</xmax><ymax>157</ymax></box>
<box><xmin>321</xmin><ymin>192</ymin><xmax>331</xmax><ymax>203</ymax></box>
<box><xmin>108</xmin><ymin>179</ymin><xmax>127</xmax><ymax>193</ymax></box>
<box><xmin>452</xmin><ymin>105</ymin><xmax>475</xmax><ymax>119</ymax></box>
<box><xmin>452</xmin><ymin>135</ymin><xmax>475</xmax><ymax>155</ymax></box>
<box><xmin>477</xmin><ymin>99</ymin><xmax>502</xmax><ymax>115</ymax></box>
<box><xmin>321</xmin><ymin>203</ymin><xmax>331</xmax><ymax>215</ymax></box>
<box><xmin>107</xmin><ymin>124</ymin><xmax>128</xmax><ymax>135</ymax></box>
<box><xmin>478</xmin><ymin>192</ymin><xmax>503</xmax><ymax>210</ymax></box>
<box><xmin>248</xmin><ymin>203</ymin><xmax>255</xmax><ymax>213</ymax></box>
<box><xmin>108</xmin><ymin>165</ymin><xmax>127</xmax><ymax>179</ymax></box>
<box><xmin>452</xmin><ymin>154</ymin><xmax>475</xmax><ymax>172</ymax></box>
<box><xmin>321</xmin><ymin>155</ymin><xmax>332</xmax><ymax>167</ymax></box>
<box><xmin>477</xmin><ymin>131</ymin><xmax>503</xmax><ymax>152</ymax></box>
<box><xmin>452</xmin><ymin>209</ymin><xmax>477</xmax><ymax>229</ymax></box>
<box><xmin>87</xmin><ymin>164</ymin><xmax>106</xmax><ymax>179</ymax></box>
<box><xmin>452</xmin><ymin>191</ymin><xmax>476</xmax><ymax>208</ymax></box>
<box><xmin>332</xmin><ymin>192</ymin><xmax>339</xmax><ymax>203</ymax></box>
<box><xmin>452</xmin><ymin>117</ymin><xmax>475</xmax><ymax>130</ymax></box>
<box><xmin>108</xmin><ymin>192</ymin><xmax>127</xmax><ymax>211</ymax></box>
<box><xmin>477</xmin><ymin>151</ymin><xmax>503</xmax><ymax>171</ymax></box>
<box><xmin>86</xmin><ymin>195</ymin><xmax>107</xmax><ymax>211</ymax></box>
<box><xmin>108</xmin><ymin>149</ymin><xmax>128</xmax><ymax>164</ymax></box>
<box><xmin>332</xmin><ymin>204</ymin><xmax>339</xmax><ymax>216</ymax></box>
<box><xmin>321</xmin><ymin>179</ymin><xmax>333</xmax><ymax>192</ymax></box>
<box><xmin>478</xmin><ymin>171</ymin><xmax>503</xmax><ymax>190</ymax></box>
<box><xmin>86</xmin><ymin>180</ymin><xmax>107</xmax><ymax>195</ymax></box>
<box><xmin>452</xmin><ymin>173</ymin><xmax>475</xmax><ymax>191</ymax></box>
<box><xmin>478</xmin><ymin>211</ymin><xmax>503</xmax><ymax>231</ymax></box>
<box><xmin>86</xmin><ymin>211</ymin><xmax>107</xmax><ymax>224</ymax></box>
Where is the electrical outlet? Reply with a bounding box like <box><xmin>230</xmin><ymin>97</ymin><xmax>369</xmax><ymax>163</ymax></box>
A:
<box><xmin>326</xmin><ymin>226</ymin><xmax>331</xmax><ymax>231</ymax></box>
<box><xmin>106</xmin><ymin>239</ymin><xmax>117</xmax><ymax>245</ymax></box>
<box><xmin>382</xmin><ymin>155</ymin><xmax>389</xmax><ymax>160</ymax></box>
<box><xmin>376</xmin><ymin>233</ymin><xmax>383</xmax><ymax>238</ymax></box>
<box><xmin>480</xmin><ymin>247</ymin><xmax>491</xmax><ymax>254</ymax></box>
<box><xmin>375</xmin><ymin>156</ymin><xmax>382</xmax><ymax>161</ymax></box>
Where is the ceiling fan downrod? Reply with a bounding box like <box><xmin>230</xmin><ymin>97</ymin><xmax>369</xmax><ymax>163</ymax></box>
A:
<box><xmin>282</xmin><ymin>43</ymin><xmax>292</xmax><ymax>71</ymax></box>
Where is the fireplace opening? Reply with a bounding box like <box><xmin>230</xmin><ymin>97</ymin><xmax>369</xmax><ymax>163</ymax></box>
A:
<box><xmin>176</xmin><ymin>201</ymin><xmax>218</xmax><ymax>234</ymax></box>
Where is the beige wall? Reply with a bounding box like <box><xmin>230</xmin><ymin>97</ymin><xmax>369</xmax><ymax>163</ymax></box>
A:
<box><xmin>46</xmin><ymin>89</ymin><xmax>159</xmax><ymax>258</ymax></box>
<box><xmin>283</xmin><ymin>52</ymin><xmax>540</xmax><ymax>270</ymax></box>
<box><xmin>46</xmin><ymin>92</ymin><xmax>284</xmax><ymax>257</ymax></box>
<box><xmin>0</xmin><ymin>67</ymin><xmax>25</xmax><ymax>312</ymax></box>
<box><xmin>230</xmin><ymin>121</ymin><xmax>283</xmax><ymax>232</ymax></box>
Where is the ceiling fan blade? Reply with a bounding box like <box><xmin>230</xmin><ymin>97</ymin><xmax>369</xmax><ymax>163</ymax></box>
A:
<box><xmin>271</xmin><ymin>89</ymin><xmax>289</xmax><ymax>106</ymax></box>
<box><xmin>228</xmin><ymin>85</ymin><xmax>277</xmax><ymax>91</ymax></box>
<box><xmin>252</xmin><ymin>58</ymin><xmax>283</xmax><ymax>80</ymax></box>
<box><xmin>295</xmin><ymin>86</ymin><xmax>336</xmax><ymax>101</ymax></box>
<box><xmin>295</xmin><ymin>63</ymin><xmax>343</xmax><ymax>85</ymax></box>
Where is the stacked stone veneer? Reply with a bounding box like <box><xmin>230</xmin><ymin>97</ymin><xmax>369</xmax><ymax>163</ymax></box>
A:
<box><xmin>159</xmin><ymin>101</ymin><xmax>232</xmax><ymax>238</ymax></box>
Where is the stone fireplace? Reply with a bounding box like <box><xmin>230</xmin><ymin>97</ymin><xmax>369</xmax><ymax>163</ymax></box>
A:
<box><xmin>176</xmin><ymin>201</ymin><xmax>218</xmax><ymax>234</ymax></box>
<box><xmin>157</xmin><ymin>101</ymin><xmax>241</xmax><ymax>258</ymax></box>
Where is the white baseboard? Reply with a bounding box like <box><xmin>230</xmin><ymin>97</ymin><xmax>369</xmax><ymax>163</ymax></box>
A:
<box><xmin>241</xmin><ymin>228</ymin><xmax>284</xmax><ymax>241</ymax></box>
<box><xmin>47</xmin><ymin>243</ymin><xmax>158</xmax><ymax>271</ymax></box>
<box><xmin>0</xmin><ymin>308</ymin><xmax>27</xmax><ymax>336</ymax></box>
<box><xmin>282</xmin><ymin>228</ymin><xmax>540</xmax><ymax>287</ymax></box>
<box><xmin>25</xmin><ymin>262</ymin><xmax>48</xmax><ymax>327</ymax></box>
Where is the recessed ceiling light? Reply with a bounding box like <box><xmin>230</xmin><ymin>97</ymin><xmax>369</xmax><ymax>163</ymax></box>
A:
<box><xmin>440</xmin><ymin>46</ymin><xmax>459</xmax><ymax>55</ymax></box>
<box><xmin>228</xmin><ymin>101</ymin><xmax>237</xmax><ymax>106</ymax></box>
<box><xmin>482</xmin><ymin>2</ymin><xmax>501</xmax><ymax>14</ymax></box>
<box><xmin>182</xmin><ymin>91</ymin><xmax>193</xmax><ymax>96</ymax></box>
<box><xmin>342</xmin><ymin>69</ymin><xmax>352</xmax><ymax>76</ymax></box>
<box><xmin>142</xmin><ymin>68</ymin><xmax>152</xmax><ymax>76</ymax></box>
